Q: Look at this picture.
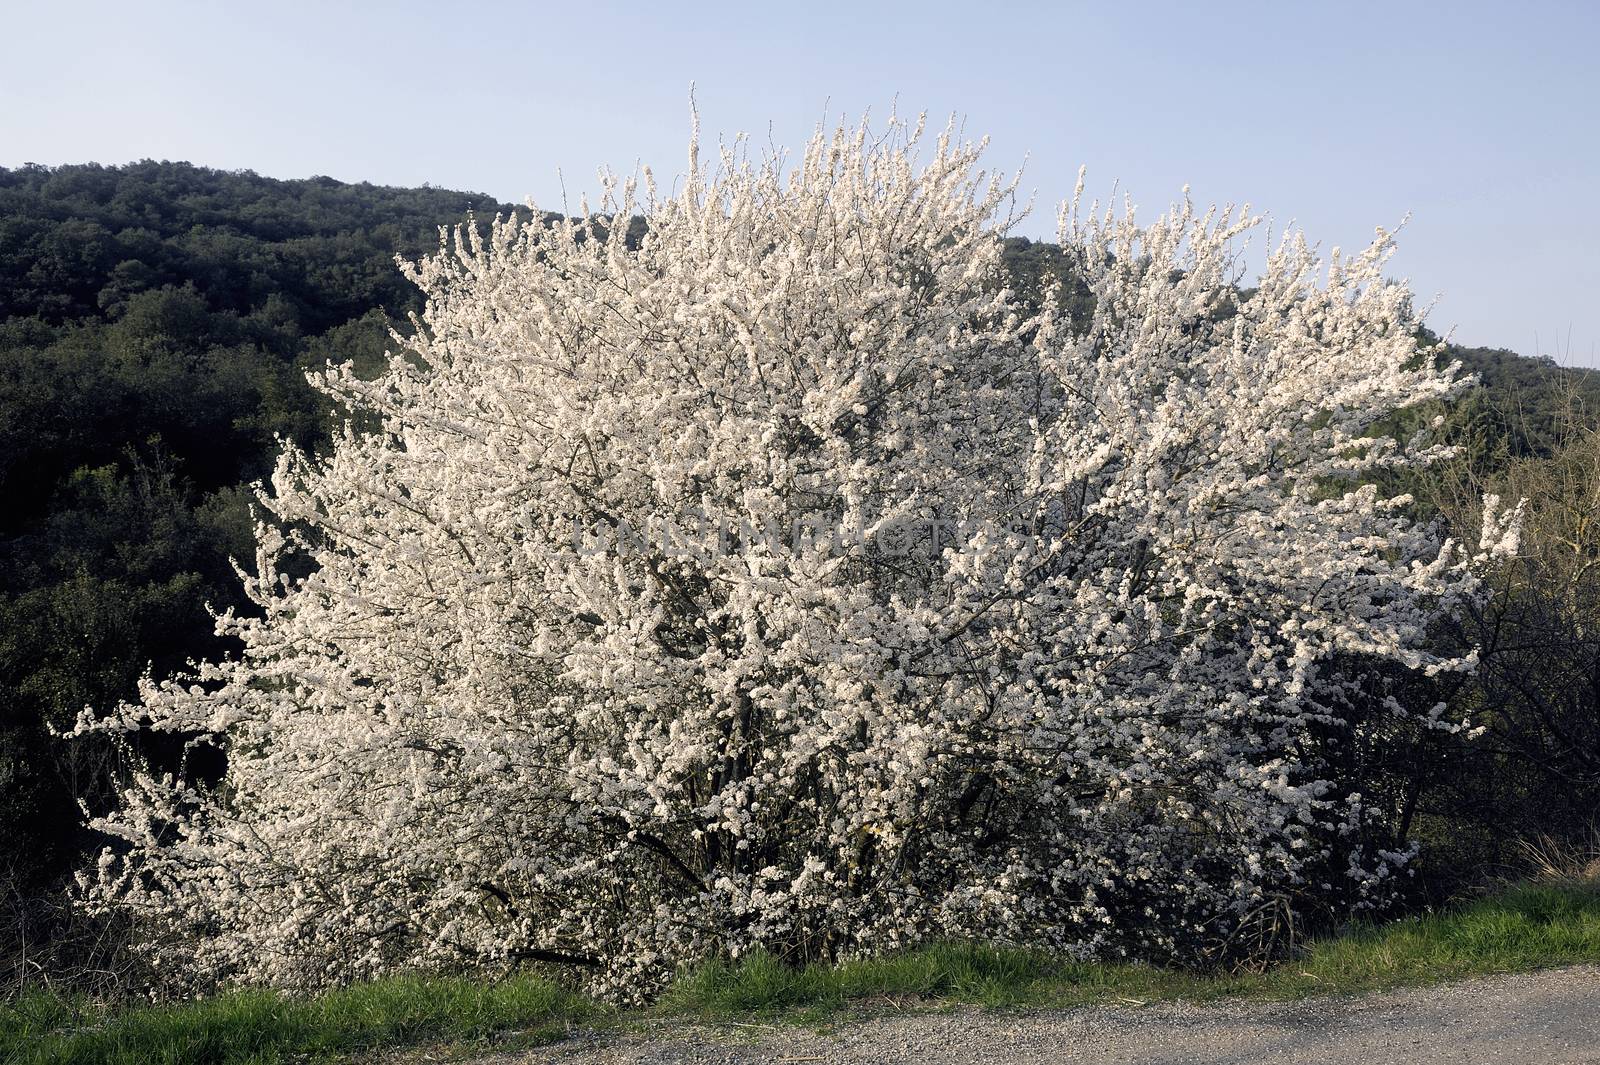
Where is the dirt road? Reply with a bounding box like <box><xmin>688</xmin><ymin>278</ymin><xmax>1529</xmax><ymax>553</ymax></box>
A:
<box><xmin>498</xmin><ymin>965</ymin><xmax>1600</xmax><ymax>1064</ymax></box>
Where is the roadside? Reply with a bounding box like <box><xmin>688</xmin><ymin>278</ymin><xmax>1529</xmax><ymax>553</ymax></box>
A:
<box><xmin>505</xmin><ymin>965</ymin><xmax>1600</xmax><ymax>1065</ymax></box>
<box><xmin>7</xmin><ymin>881</ymin><xmax>1599</xmax><ymax>1064</ymax></box>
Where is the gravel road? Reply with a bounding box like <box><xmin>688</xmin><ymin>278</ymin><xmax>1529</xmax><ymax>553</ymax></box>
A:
<box><xmin>488</xmin><ymin>965</ymin><xmax>1600</xmax><ymax>1065</ymax></box>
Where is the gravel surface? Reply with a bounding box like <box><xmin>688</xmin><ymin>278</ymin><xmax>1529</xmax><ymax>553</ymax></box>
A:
<box><xmin>486</xmin><ymin>965</ymin><xmax>1600</xmax><ymax>1065</ymax></box>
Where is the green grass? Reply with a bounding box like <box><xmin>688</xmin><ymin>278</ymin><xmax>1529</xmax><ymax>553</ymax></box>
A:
<box><xmin>0</xmin><ymin>972</ymin><xmax>600</xmax><ymax>1065</ymax></box>
<box><xmin>8</xmin><ymin>880</ymin><xmax>1600</xmax><ymax>1064</ymax></box>
<box><xmin>1277</xmin><ymin>878</ymin><xmax>1600</xmax><ymax>994</ymax></box>
<box><xmin>662</xmin><ymin>879</ymin><xmax>1600</xmax><ymax>1017</ymax></box>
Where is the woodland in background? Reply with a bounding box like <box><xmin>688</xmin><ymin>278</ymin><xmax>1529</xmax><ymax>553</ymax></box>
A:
<box><xmin>0</xmin><ymin>160</ymin><xmax>1596</xmax><ymax>993</ymax></box>
<box><xmin>0</xmin><ymin>163</ymin><xmax>518</xmax><ymax>985</ymax></box>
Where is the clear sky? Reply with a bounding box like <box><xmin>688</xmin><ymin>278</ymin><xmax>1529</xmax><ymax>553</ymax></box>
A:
<box><xmin>4</xmin><ymin>0</ymin><xmax>1596</xmax><ymax>364</ymax></box>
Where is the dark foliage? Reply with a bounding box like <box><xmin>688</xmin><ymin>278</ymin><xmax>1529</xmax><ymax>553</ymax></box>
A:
<box><xmin>0</xmin><ymin>163</ymin><xmax>522</xmax><ymax>942</ymax></box>
<box><xmin>1400</xmin><ymin>383</ymin><xmax>1600</xmax><ymax>894</ymax></box>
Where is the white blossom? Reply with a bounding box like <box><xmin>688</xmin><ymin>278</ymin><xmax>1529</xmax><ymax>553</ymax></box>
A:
<box><xmin>77</xmin><ymin>112</ymin><xmax>1480</xmax><ymax>1000</ymax></box>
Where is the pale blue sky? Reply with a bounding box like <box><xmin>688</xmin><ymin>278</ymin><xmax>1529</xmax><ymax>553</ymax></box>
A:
<box><xmin>3</xmin><ymin>0</ymin><xmax>1596</xmax><ymax>363</ymax></box>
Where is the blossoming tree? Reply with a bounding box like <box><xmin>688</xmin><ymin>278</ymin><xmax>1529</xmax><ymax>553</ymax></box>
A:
<box><xmin>77</xmin><ymin>113</ymin><xmax>1511</xmax><ymax>997</ymax></box>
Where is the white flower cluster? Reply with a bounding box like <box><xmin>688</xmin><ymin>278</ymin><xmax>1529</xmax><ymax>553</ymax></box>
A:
<box><xmin>77</xmin><ymin>115</ymin><xmax>1500</xmax><ymax>999</ymax></box>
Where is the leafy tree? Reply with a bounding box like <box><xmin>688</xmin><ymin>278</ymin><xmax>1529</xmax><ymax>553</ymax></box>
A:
<box><xmin>1392</xmin><ymin>386</ymin><xmax>1600</xmax><ymax>885</ymax></box>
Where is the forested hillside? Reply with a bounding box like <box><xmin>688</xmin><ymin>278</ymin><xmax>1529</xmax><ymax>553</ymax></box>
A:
<box><xmin>0</xmin><ymin>162</ymin><xmax>521</xmax><ymax>898</ymax></box>
<box><xmin>2</xmin><ymin>162</ymin><xmax>1597</xmax><ymax>991</ymax></box>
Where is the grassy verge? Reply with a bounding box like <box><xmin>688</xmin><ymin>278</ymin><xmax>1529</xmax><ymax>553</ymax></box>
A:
<box><xmin>0</xmin><ymin>973</ymin><xmax>600</xmax><ymax>1065</ymax></box>
<box><xmin>668</xmin><ymin>879</ymin><xmax>1600</xmax><ymax>1019</ymax></box>
<box><xmin>7</xmin><ymin>880</ymin><xmax>1599</xmax><ymax>1064</ymax></box>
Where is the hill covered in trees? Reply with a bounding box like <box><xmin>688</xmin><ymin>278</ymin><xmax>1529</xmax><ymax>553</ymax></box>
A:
<box><xmin>0</xmin><ymin>162</ymin><xmax>520</xmax><ymax>897</ymax></box>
